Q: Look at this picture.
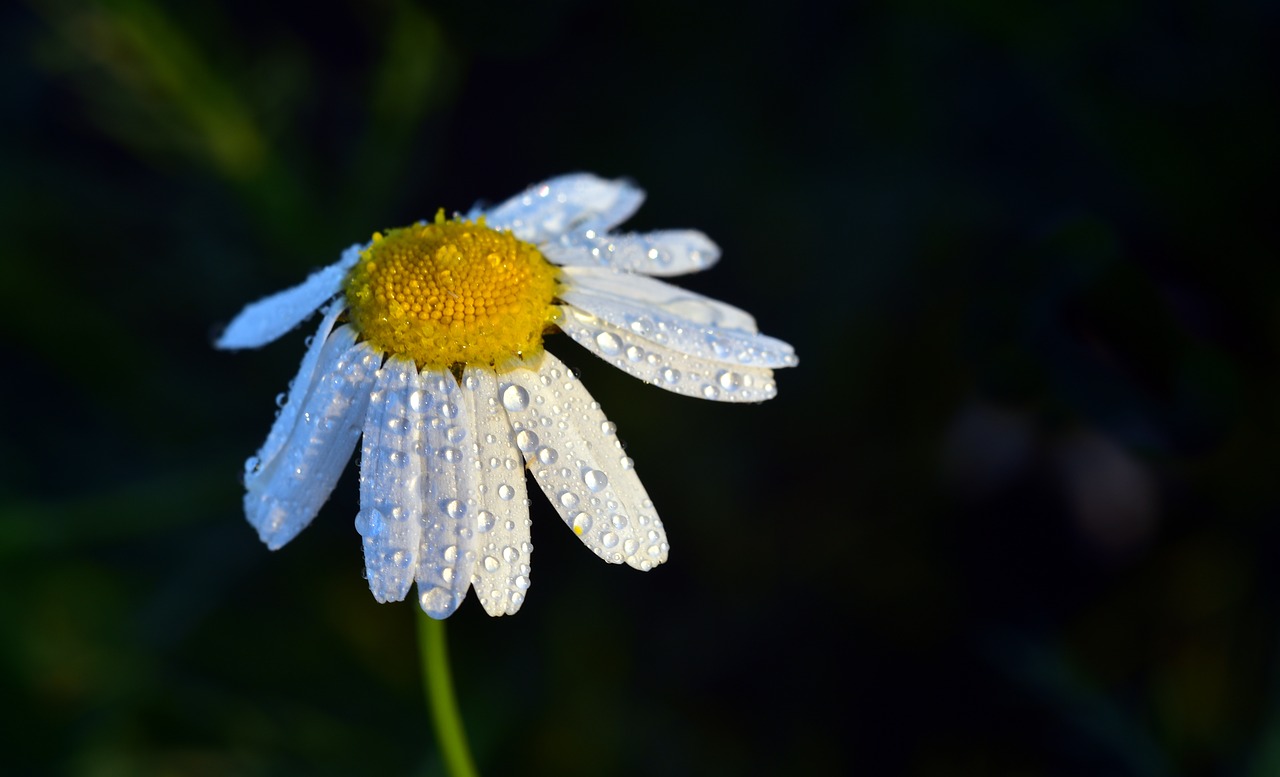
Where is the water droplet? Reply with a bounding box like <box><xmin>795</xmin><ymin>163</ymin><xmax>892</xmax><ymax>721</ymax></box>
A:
<box><xmin>476</xmin><ymin>510</ymin><xmax>496</xmax><ymax>533</ymax></box>
<box><xmin>515</xmin><ymin>575</ymin><xmax>530</xmax><ymax>590</ymax></box>
<box><xmin>439</xmin><ymin>401</ymin><xmax>458</xmax><ymax>419</ymax></box>
<box><xmin>624</xmin><ymin>538</ymin><xmax>639</xmax><ymax>556</ymax></box>
<box><xmin>355</xmin><ymin>508</ymin><xmax>384</xmax><ymax>536</ymax></box>
<box><xmin>409</xmin><ymin>390</ymin><xmax>424</xmax><ymax>411</ymax></box>
<box><xmin>439</xmin><ymin>446</ymin><xmax>462</xmax><ymax>464</ymax></box>
<box><xmin>501</xmin><ymin>384</ymin><xmax>530</xmax><ymax>412</ymax></box>
<box><xmin>716</xmin><ymin>370</ymin><xmax>741</xmax><ymax>392</ymax></box>
<box><xmin>601</xmin><ymin>531</ymin><xmax>619</xmax><ymax>549</ymax></box>
<box><xmin>420</xmin><ymin>587</ymin><xmax>455</xmax><ymax>617</ymax></box>
<box><xmin>702</xmin><ymin>384</ymin><xmax>720</xmax><ymax>399</ymax></box>
<box><xmin>600</xmin><ymin>421</ymin><xmax>617</xmax><ymax>436</ymax></box>
<box><xmin>571</xmin><ymin>512</ymin><xmax>592</xmax><ymax>534</ymax></box>
<box><xmin>446</xmin><ymin>426</ymin><xmax>467</xmax><ymax>444</ymax></box>
<box><xmin>443</xmin><ymin>545</ymin><xmax>458</xmax><ymax>563</ymax></box>
<box><xmin>483</xmin><ymin>555</ymin><xmax>500</xmax><ymax>573</ymax></box>
<box><xmin>515</xmin><ymin>429</ymin><xmax>539</xmax><ymax>452</ymax></box>
<box><xmin>275</xmin><ymin>392</ymin><xmax>287</xmax><ymax>408</ymax></box>
<box><xmin>536</xmin><ymin>446</ymin><xmax>558</xmax><ymax>465</ymax></box>
<box><xmin>444</xmin><ymin>499</ymin><xmax>466</xmax><ymax>519</ymax></box>
<box><xmin>583</xmin><ymin>469</ymin><xmax>609</xmax><ymax>492</ymax></box>
<box><xmin>510</xmin><ymin>591</ymin><xmax>524</xmax><ymax>607</ymax></box>
<box><xmin>502</xmin><ymin>546</ymin><xmax>520</xmax><ymax>563</ymax></box>
<box><xmin>595</xmin><ymin>331</ymin><xmax>622</xmax><ymax>355</ymax></box>
<box><xmin>661</xmin><ymin>367</ymin><xmax>681</xmax><ymax>385</ymax></box>
<box><xmin>498</xmin><ymin>484</ymin><xmax>516</xmax><ymax>501</ymax></box>
<box><xmin>625</xmin><ymin>345</ymin><xmax>644</xmax><ymax>362</ymax></box>
<box><xmin>611</xmin><ymin>514</ymin><xmax>629</xmax><ymax>529</ymax></box>
<box><xmin>559</xmin><ymin>491</ymin><xmax>579</xmax><ymax>509</ymax></box>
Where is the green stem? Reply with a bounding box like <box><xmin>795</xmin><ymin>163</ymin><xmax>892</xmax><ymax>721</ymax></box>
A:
<box><xmin>417</xmin><ymin>612</ymin><xmax>480</xmax><ymax>777</ymax></box>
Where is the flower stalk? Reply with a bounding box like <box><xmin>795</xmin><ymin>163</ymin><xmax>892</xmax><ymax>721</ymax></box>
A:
<box><xmin>418</xmin><ymin>612</ymin><xmax>480</xmax><ymax>777</ymax></box>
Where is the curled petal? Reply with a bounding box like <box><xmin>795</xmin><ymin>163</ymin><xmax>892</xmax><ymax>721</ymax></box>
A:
<box><xmin>542</xmin><ymin>229</ymin><xmax>720</xmax><ymax>276</ymax></box>
<box><xmin>560</xmin><ymin>307</ymin><xmax>778</xmax><ymax>403</ymax></box>
<box><xmin>244</xmin><ymin>326</ymin><xmax>380</xmax><ymax>549</ymax></box>
<box><xmin>415</xmin><ymin>369</ymin><xmax>480</xmax><ymax>618</ymax></box>
<box><xmin>561</xmin><ymin>282</ymin><xmax>796</xmax><ymax>370</ymax></box>
<box><xmin>479</xmin><ymin>174</ymin><xmax>644</xmax><ymax>244</ymax></box>
<box><xmin>459</xmin><ymin>367</ymin><xmax>533</xmax><ymax>616</ymax></box>
<box><xmin>357</xmin><ymin>357</ymin><xmax>427</xmax><ymax>603</ymax></box>
<box><xmin>246</xmin><ymin>301</ymin><xmax>345</xmax><ymax>483</ymax></box>
<box><xmin>216</xmin><ymin>246</ymin><xmax>362</xmax><ymax>350</ymax></box>
<box><xmin>500</xmin><ymin>352</ymin><xmax>668</xmax><ymax>571</ymax></box>
<box><xmin>561</xmin><ymin>266</ymin><xmax>759</xmax><ymax>332</ymax></box>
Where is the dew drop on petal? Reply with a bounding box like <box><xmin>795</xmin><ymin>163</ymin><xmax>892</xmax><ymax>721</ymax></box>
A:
<box><xmin>571</xmin><ymin>512</ymin><xmax>592</xmax><ymax>535</ymax></box>
<box><xmin>476</xmin><ymin>510</ymin><xmax>496</xmax><ymax>533</ymax></box>
<box><xmin>583</xmin><ymin>469</ymin><xmax>609</xmax><ymax>493</ymax></box>
<box><xmin>559</xmin><ymin>491</ymin><xmax>580</xmax><ymax>509</ymax></box>
<box><xmin>501</xmin><ymin>384</ymin><xmax>530</xmax><ymax>412</ymax></box>
<box><xmin>502</xmin><ymin>546</ymin><xmax>520</xmax><ymax>563</ymax></box>
<box><xmin>536</xmin><ymin>446</ymin><xmax>558</xmax><ymax>465</ymax></box>
<box><xmin>595</xmin><ymin>331</ymin><xmax>622</xmax><ymax>355</ymax></box>
<box><xmin>420</xmin><ymin>587</ymin><xmax>455</xmax><ymax>616</ymax></box>
<box><xmin>483</xmin><ymin>555</ymin><xmax>500</xmax><ymax>573</ymax></box>
<box><xmin>601</xmin><ymin>531</ymin><xmax>619</xmax><ymax>549</ymax></box>
<box><xmin>498</xmin><ymin>484</ymin><xmax>516</xmax><ymax>501</ymax></box>
<box><xmin>444</xmin><ymin>499</ymin><xmax>466</xmax><ymax>519</ymax></box>
<box><xmin>515</xmin><ymin>429</ymin><xmax>539</xmax><ymax>453</ymax></box>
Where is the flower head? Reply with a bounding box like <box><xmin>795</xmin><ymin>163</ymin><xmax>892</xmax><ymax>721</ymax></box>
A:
<box><xmin>217</xmin><ymin>174</ymin><xmax>797</xmax><ymax>617</ymax></box>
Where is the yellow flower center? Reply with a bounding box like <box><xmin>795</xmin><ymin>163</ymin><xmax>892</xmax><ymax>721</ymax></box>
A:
<box><xmin>345</xmin><ymin>211</ymin><xmax>561</xmax><ymax>371</ymax></box>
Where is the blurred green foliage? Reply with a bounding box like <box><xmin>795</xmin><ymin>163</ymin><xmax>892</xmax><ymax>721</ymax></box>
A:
<box><xmin>2</xmin><ymin>0</ymin><xmax>1279</xmax><ymax>775</ymax></box>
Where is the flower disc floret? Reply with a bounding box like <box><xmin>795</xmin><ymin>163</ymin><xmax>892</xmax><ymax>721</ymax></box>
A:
<box><xmin>345</xmin><ymin>211</ymin><xmax>561</xmax><ymax>370</ymax></box>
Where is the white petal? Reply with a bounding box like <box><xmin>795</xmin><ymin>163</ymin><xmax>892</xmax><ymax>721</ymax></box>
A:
<box><xmin>559</xmin><ymin>307</ymin><xmax>779</xmax><ymax>403</ymax></box>
<box><xmin>245</xmin><ymin>301</ymin><xmax>345</xmax><ymax>484</ymax></box>
<box><xmin>243</xmin><ymin>327</ymin><xmax>380</xmax><ymax>550</ymax></box>
<box><xmin>501</xmin><ymin>352</ymin><xmax>668</xmax><ymax>571</ymax></box>
<box><xmin>415</xmin><ymin>369</ymin><xmax>480</xmax><ymax>618</ymax></box>
<box><xmin>542</xmin><ymin>229</ymin><xmax>720</xmax><ymax>276</ymax></box>
<box><xmin>560</xmin><ymin>283</ymin><xmax>797</xmax><ymax>370</ymax></box>
<box><xmin>356</xmin><ymin>357</ymin><xmax>427</xmax><ymax>603</ymax></box>
<box><xmin>458</xmin><ymin>367</ymin><xmax>533</xmax><ymax>616</ymax></box>
<box><xmin>561</xmin><ymin>265</ymin><xmax>759</xmax><ymax>332</ymax></box>
<box><xmin>479</xmin><ymin>174</ymin><xmax>644</xmax><ymax>244</ymax></box>
<box><xmin>215</xmin><ymin>245</ymin><xmax>362</xmax><ymax>350</ymax></box>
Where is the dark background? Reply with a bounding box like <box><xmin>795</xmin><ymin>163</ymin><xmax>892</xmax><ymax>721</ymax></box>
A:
<box><xmin>3</xmin><ymin>1</ymin><xmax>1279</xmax><ymax>775</ymax></box>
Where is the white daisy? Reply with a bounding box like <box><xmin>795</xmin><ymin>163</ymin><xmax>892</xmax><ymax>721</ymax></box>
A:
<box><xmin>216</xmin><ymin>173</ymin><xmax>797</xmax><ymax>618</ymax></box>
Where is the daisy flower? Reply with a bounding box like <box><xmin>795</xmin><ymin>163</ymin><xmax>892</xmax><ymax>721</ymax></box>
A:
<box><xmin>216</xmin><ymin>173</ymin><xmax>797</xmax><ymax>618</ymax></box>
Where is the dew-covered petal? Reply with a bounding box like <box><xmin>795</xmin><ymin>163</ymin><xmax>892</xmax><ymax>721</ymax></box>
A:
<box><xmin>559</xmin><ymin>307</ymin><xmax>779</xmax><ymax>403</ymax></box>
<box><xmin>560</xmin><ymin>281</ymin><xmax>797</xmax><ymax>370</ymax></box>
<box><xmin>459</xmin><ymin>367</ymin><xmax>533</xmax><ymax>616</ymax></box>
<box><xmin>357</xmin><ymin>357</ymin><xmax>427</xmax><ymax>603</ymax></box>
<box><xmin>478</xmin><ymin>174</ymin><xmax>644</xmax><ymax>244</ymax></box>
<box><xmin>215</xmin><ymin>245</ymin><xmax>362</xmax><ymax>350</ymax></box>
<box><xmin>541</xmin><ymin>229</ymin><xmax>720</xmax><ymax>277</ymax></box>
<box><xmin>415</xmin><ymin>369</ymin><xmax>480</xmax><ymax>618</ymax></box>
<box><xmin>561</xmin><ymin>265</ymin><xmax>759</xmax><ymax>332</ymax></box>
<box><xmin>245</xmin><ymin>301</ymin><xmax>345</xmax><ymax>484</ymax></box>
<box><xmin>501</xmin><ymin>352</ymin><xmax>668</xmax><ymax>570</ymax></box>
<box><xmin>243</xmin><ymin>327</ymin><xmax>380</xmax><ymax>550</ymax></box>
